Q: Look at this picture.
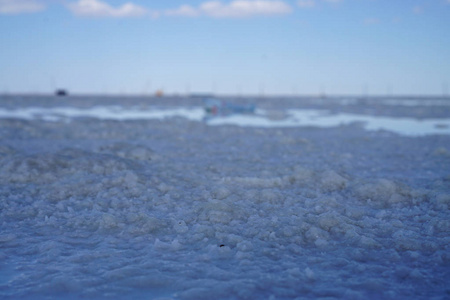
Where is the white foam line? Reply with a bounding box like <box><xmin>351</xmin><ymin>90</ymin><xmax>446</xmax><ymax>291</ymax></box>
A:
<box><xmin>0</xmin><ymin>106</ymin><xmax>449</xmax><ymax>136</ymax></box>
<box><xmin>0</xmin><ymin>106</ymin><xmax>205</xmax><ymax>122</ymax></box>
<box><xmin>208</xmin><ymin>109</ymin><xmax>450</xmax><ymax>136</ymax></box>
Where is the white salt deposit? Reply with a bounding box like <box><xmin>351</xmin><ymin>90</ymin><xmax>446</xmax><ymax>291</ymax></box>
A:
<box><xmin>0</xmin><ymin>95</ymin><xmax>448</xmax><ymax>299</ymax></box>
<box><xmin>0</xmin><ymin>106</ymin><xmax>205</xmax><ymax>122</ymax></box>
<box><xmin>0</xmin><ymin>104</ymin><xmax>449</xmax><ymax>136</ymax></box>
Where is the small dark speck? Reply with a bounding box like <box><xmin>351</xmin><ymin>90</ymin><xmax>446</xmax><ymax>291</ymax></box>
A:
<box><xmin>219</xmin><ymin>244</ymin><xmax>225</xmax><ymax>247</ymax></box>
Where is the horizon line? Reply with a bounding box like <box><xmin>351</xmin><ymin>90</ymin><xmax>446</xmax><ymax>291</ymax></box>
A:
<box><xmin>1</xmin><ymin>92</ymin><xmax>449</xmax><ymax>99</ymax></box>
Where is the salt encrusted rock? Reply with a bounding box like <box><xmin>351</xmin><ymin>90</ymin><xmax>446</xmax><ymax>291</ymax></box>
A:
<box><xmin>354</xmin><ymin>179</ymin><xmax>412</xmax><ymax>207</ymax></box>
<box><xmin>433</xmin><ymin>147</ymin><xmax>449</xmax><ymax>156</ymax></box>
<box><xmin>317</xmin><ymin>211</ymin><xmax>341</xmax><ymax>232</ymax></box>
<box><xmin>211</xmin><ymin>186</ymin><xmax>231</xmax><ymax>200</ymax></box>
<box><xmin>99</xmin><ymin>143</ymin><xmax>157</xmax><ymax>161</ymax></box>
<box><xmin>435</xmin><ymin>193</ymin><xmax>450</xmax><ymax>209</ymax></box>
<box><xmin>304</xmin><ymin>267</ymin><xmax>315</xmax><ymax>280</ymax></box>
<box><xmin>320</xmin><ymin>170</ymin><xmax>348</xmax><ymax>192</ymax></box>
<box><xmin>100</xmin><ymin>213</ymin><xmax>118</xmax><ymax>229</ymax></box>
<box><xmin>174</xmin><ymin>220</ymin><xmax>189</xmax><ymax>234</ymax></box>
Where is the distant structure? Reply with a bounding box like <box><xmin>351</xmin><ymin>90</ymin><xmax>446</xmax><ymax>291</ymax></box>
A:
<box><xmin>155</xmin><ymin>90</ymin><xmax>164</xmax><ymax>97</ymax></box>
<box><xmin>189</xmin><ymin>93</ymin><xmax>215</xmax><ymax>98</ymax></box>
<box><xmin>55</xmin><ymin>89</ymin><xmax>68</xmax><ymax>97</ymax></box>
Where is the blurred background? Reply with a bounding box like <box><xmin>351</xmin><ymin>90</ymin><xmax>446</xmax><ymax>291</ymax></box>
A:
<box><xmin>1</xmin><ymin>0</ymin><xmax>449</xmax><ymax>97</ymax></box>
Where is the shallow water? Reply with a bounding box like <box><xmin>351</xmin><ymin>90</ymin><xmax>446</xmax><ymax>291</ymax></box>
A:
<box><xmin>0</xmin><ymin>95</ymin><xmax>449</xmax><ymax>299</ymax></box>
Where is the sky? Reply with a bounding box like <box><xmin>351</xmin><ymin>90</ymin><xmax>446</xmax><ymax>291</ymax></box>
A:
<box><xmin>0</xmin><ymin>0</ymin><xmax>449</xmax><ymax>96</ymax></box>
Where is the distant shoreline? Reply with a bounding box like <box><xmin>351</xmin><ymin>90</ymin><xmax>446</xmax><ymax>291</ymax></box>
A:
<box><xmin>1</xmin><ymin>93</ymin><xmax>449</xmax><ymax>100</ymax></box>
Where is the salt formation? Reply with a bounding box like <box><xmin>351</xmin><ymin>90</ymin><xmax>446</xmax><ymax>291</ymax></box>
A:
<box><xmin>0</xmin><ymin>96</ymin><xmax>448</xmax><ymax>299</ymax></box>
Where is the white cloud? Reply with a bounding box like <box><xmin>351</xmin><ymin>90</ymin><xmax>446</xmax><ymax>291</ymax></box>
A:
<box><xmin>165</xmin><ymin>5</ymin><xmax>199</xmax><ymax>17</ymax></box>
<box><xmin>202</xmin><ymin>0</ymin><xmax>292</xmax><ymax>17</ymax></box>
<box><xmin>0</xmin><ymin>0</ymin><xmax>45</xmax><ymax>14</ymax></box>
<box><xmin>67</xmin><ymin>0</ymin><xmax>148</xmax><ymax>18</ymax></box>
<box><xmin>297</xmin><ymin>0</ymin><xmax>315</xmax><ymax>8</ymax></box>
<box><xmin>167</xmin><ymin>1</ymin><xmax>292</xmax><ymax>18</ymax></box>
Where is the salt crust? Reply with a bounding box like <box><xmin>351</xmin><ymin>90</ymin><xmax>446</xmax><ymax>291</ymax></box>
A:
<box><xmin>0</xmin><ymin>96</ymin><xmax>448</xmax><ymax>299</ymax></box>
<box><xmin>0</xmin><ymin>142</ymin><xmax>448</xmax><ymax>299</ymax></box>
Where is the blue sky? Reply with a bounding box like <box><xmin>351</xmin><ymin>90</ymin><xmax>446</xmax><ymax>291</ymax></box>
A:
<box><xmin>1</xmin><ymin>0</ymin><xmax>449</xmax><ymax>96</ymax></box>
